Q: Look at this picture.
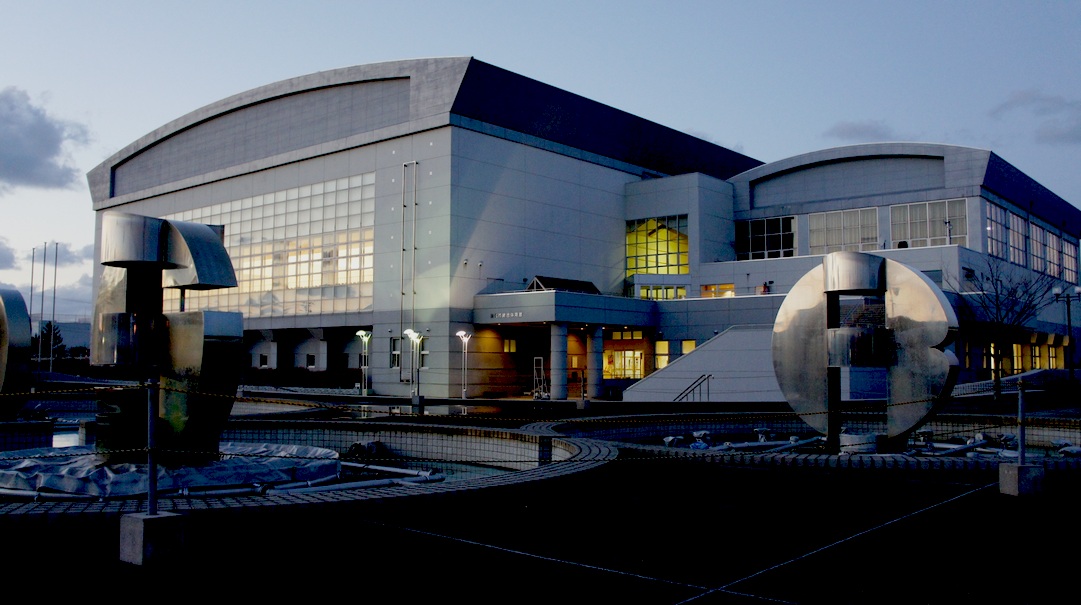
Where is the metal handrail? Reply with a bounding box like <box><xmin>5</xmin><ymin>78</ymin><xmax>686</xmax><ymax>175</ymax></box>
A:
<box><xmin>674</xmin><ymin>374</ymin><xmax>712</xmax><ymax>402</ymax></box>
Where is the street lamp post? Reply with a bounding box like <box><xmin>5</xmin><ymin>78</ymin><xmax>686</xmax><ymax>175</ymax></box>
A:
<box><xmin>356</xmin><ymin>329</ymin><xmax>371</xmax><ymax>396</ymax></box>
<box><xmin>404</xmin><ymin>329</ymin><xmax>423</xmax><ymax>399</ymax></box>
<box><xmin>456</xmin><ymin>330</ymin><xmax>471</xmax><ymax>399</ymax></box>
<box><xmin>1053</xmin><ymin>286</ymin><xmax>1081</xmax><ymax>382</ymax></box>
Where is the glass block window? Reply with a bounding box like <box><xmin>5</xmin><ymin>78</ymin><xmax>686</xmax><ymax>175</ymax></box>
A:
<box><xmin>163</xmin><ymin>172</ymin><xmax>376</xmax><ymax>318</ymax></box>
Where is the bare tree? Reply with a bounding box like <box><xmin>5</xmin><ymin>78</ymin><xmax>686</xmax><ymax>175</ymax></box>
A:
<box><xmin>950</xmin><ymin>255</ymin><xmax>1060</xmax><ymax>398</ymax></box>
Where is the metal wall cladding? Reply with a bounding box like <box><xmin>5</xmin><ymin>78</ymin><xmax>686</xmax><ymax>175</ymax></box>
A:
<box><xmin>0</xmin><ymin>289</ymin><xmax>32</xmax><ymax>415</ymax></box>
<box><xmin>162</xmin><ymin>221</ymin><xmax>236</xmax><ymax>290</ymax></box>
<box><xmin>823</xmin><ymin>251</ymin><xmax>885</xmax><ymax>294</ymax></box>
<box><xmin>100</xmin><ymin>213</ymin><xmax>171</xmax><ymax>267</ymax></box>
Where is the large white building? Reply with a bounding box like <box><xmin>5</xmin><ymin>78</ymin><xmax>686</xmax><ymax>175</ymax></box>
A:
<box><xmin>88</xmin><ymin>57</ymin><xmax>1081</xmax><ymax>402</ymax></box>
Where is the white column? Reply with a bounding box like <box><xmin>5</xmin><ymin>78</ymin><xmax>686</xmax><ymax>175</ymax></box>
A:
<box><xmin>550</xmin><ymin>323</ymin><xmax>568</xmax><ymax>400</ymax></box>
<box><xmin>586</xmin><ymin>326</ymin><xmax>603</xmax><ymax>399</ymax></box>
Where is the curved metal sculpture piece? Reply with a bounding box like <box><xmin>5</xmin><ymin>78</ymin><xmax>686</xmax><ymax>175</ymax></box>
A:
<box><xmin>0</xmin><ymin>289</ymin><xmax>32</xmax><ymax>420</ymax></box>
<box><xmin>772</xmin><ymin>251</ymin><xmax>959</xmax><ymax>450</ymax></box>
<box><xmin>92</xmin><ymin>212</ymin><xmax>243</xmax><ymax>465</ymax></box>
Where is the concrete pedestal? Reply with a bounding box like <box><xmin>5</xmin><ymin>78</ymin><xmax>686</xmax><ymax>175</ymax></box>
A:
<box><xmin>999</xmin><ymin>463</ymin><xmax>1045</xmax><ymax>496</ymax></box>
<box><xmin>119</xmin><ymin>511</ymin><xmax>186</xmax><ymax>566</ymax></box>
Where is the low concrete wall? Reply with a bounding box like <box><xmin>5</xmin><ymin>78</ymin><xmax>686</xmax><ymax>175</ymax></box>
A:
<box><xmin>221</xmin><ymin>419</ymin><xmax>572</xmax><ymax>471</ymax></box>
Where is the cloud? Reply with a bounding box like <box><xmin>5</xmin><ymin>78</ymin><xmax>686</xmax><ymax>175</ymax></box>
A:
<box><xmin>3</xmin><ymin>272</ymin><xmax>93</xmax><ymax>323</ymax></box>
<box><xmin>49</xmin><ymin>275</ymin><xmax>95</xmax><ymax>321</ymax></box>
<box><xmin>18</xmin><ymin>242</ymin><xmax>94</xmax><ymax>267</ymax></box>
<box><xmin>0</xmin><ymin>237</ymin><xmax>15</xmax><ymax>270</ymax></box>
<box><xmin>990</xmin><ymin>89</ymin><xmax>1081</xmax><ymax>144</ymax></box>
<box><xmin>0</xmin><ymin>87</ymin><xmax>90</xmax><ymax>195</ymax></box>
<box><xmin>822</xmin><ymin>120</ymin><xmax>899</xmax><ymax>143</ymax></box>
<box><xmin>49</xmin><ymin>242</ymin><xmax>94</xmax><ymax>266</ymax></box>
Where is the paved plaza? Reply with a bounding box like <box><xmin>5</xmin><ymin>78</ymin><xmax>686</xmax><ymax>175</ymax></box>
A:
<box><xmin>4</xmin><ymin>448</ymin><xmax>1078</xmax><ymax>604</ymax></box>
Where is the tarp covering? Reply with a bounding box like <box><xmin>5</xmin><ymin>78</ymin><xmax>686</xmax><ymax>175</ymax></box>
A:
<box><xmin>0</xmin><ymin>442</ymin><xmax>339</xmax><ymax>498</ymax></box>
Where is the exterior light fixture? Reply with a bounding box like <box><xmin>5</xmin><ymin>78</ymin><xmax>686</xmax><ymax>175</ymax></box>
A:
<box><xmin>456</xmin><ymin>330</ymin><xmax>472</xmax><ymax>399</ymax></box>
<box><xmin>356</xmin><ymin>330</ymin><xmax>371</xmax><ymax>396</ymax></box>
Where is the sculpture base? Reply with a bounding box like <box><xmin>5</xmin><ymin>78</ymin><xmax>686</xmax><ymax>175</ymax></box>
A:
<box><xmin>120</xmin><ymin>511</ymin><xmax>186</xmax><ymax>566</ymax></box>
<box><xmin>999</xmin><ymin>463</ymin><xmax>1045</xmax><ymax>496</ymax></box>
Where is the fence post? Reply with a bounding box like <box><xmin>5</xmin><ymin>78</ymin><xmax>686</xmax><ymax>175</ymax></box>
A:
<box><xmin>146</xmin><ymin>378</ymin><xmax>158</xmax><ymax>515</ymax></box>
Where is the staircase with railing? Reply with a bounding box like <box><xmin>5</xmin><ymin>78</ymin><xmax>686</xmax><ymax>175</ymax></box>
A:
<box><xmin>674</xmin><ymin>374</ymin><xmax>712</xmax><ymax>402</ymax></box>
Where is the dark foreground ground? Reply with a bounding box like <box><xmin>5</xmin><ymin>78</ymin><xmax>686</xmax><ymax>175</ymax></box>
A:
<box><xmin>3</xmin><ymin>454</ymin><xmax>1079</xmax><ymax>604</ymax></box>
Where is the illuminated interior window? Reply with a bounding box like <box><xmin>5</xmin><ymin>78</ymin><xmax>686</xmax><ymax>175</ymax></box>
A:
<box><xmin>503</xmin><ymin>339</ymin><xmax>517</xmax><ymax>353</ymax></box>
<box><xmin>681</xmin><ymin>340</ymin><xmax>696</xmax><ymax>355</ymax></box>
<box><xmin>611</xmin><ymin>331</ymin><xmax>643</xmax><ymax>340</ymax></box>
<box><xmin>638</xmin><ymin>285</ymin><xmax>686</xmax><ymax>300</ymax></box>
<box><xmin>656</xmin><ymin>340</ymin><xmax>669</xmax><ymax>369</ymax></box>
<box><xmin>701</xmin><ymin>284</ymin><xmax>735</xmax><ymax>298</ymax></box>
<box><xmin>626</xmin><ymin>215</ymin><xmax>689</xmax><ymax>278</ymax></box>
<box><xmin>603</xmin><ymin>350</ymin><xmax>643</xmax><ymax>379</ymax></box>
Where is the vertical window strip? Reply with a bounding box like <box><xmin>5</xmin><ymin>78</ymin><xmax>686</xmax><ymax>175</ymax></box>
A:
<box><xmin>1047</xmin><ymin>232</ymin><xmax>1062</xmax><ymax>277</ymax></box>
<box><xmin>1029</xmin><ymin>223</ymin><xmax>1047</xmax><ymax>273</ymax></box>
<box><xmin>1062</xmin><ymin>239</ymin><xmax>1078</xmax><ymax>284</ymax></box>
<box><xmin>986</xmin><ymin>203</ymin><xmax>1008</xmax><ymax>259</ymax></box>
<box><xmin>1008</xmin><ymin>212</ymin><xmax>1027</xmax><ymax>265</ymax></box>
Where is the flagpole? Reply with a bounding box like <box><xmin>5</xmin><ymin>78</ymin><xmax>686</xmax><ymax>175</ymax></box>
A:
<box><xmin>38</xmin><ymin>241</ymin><xmax>47</xmax><ymax>368</ymax></box>
<box><xmin>50</xmin><ymin>241</ymin><xmax>58</xmax><ymax>373</ymax></box>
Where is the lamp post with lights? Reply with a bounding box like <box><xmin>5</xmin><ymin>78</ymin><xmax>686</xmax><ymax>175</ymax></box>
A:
<box><xmin>1053</xmin><ymin>286</ymin><xmax>1081</xmax><ymax>383</ymax></box>
<box><xmin>456</xmin><ymin>330</ymin><xmax>471</xmax><ymax>399</ymax></box>
<box><xmin>356</xmin><ymin>329</ymin><xmax>371</xmax><ymax>396</ymax></box>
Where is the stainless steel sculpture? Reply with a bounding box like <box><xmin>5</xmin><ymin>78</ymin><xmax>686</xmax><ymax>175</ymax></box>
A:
<box><xmin>772</xmin><ymin>251</ymin><xmax>959</xmax><ymax>452</ymax></box>
<box><xmin>0</xmin><ymin>289</ymin><xmax>32</xmax><ymax>420</ymax></box>
<box><xmin>92</xmin><ymin>212</ymin><xmax>243</xmax><ymax>465</ymax></box>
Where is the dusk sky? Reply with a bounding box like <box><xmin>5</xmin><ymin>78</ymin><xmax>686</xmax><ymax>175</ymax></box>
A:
<box><xmin>3</xmin><ymin>0</ymin><xmax>1080</xmax><ymax>323</ymax></box>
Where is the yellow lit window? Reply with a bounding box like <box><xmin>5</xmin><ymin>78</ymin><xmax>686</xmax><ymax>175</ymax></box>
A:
<box><xmin>701</xmin><ymin>284</ymin><xmax>735</xmax><ymax>298</ymax></box>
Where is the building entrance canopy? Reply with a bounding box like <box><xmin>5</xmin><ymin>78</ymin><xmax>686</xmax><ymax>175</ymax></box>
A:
<box><xmin>473</xmin><ymin>290</ymin><xmax>654</xmax><ymax>327</ymax></box>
